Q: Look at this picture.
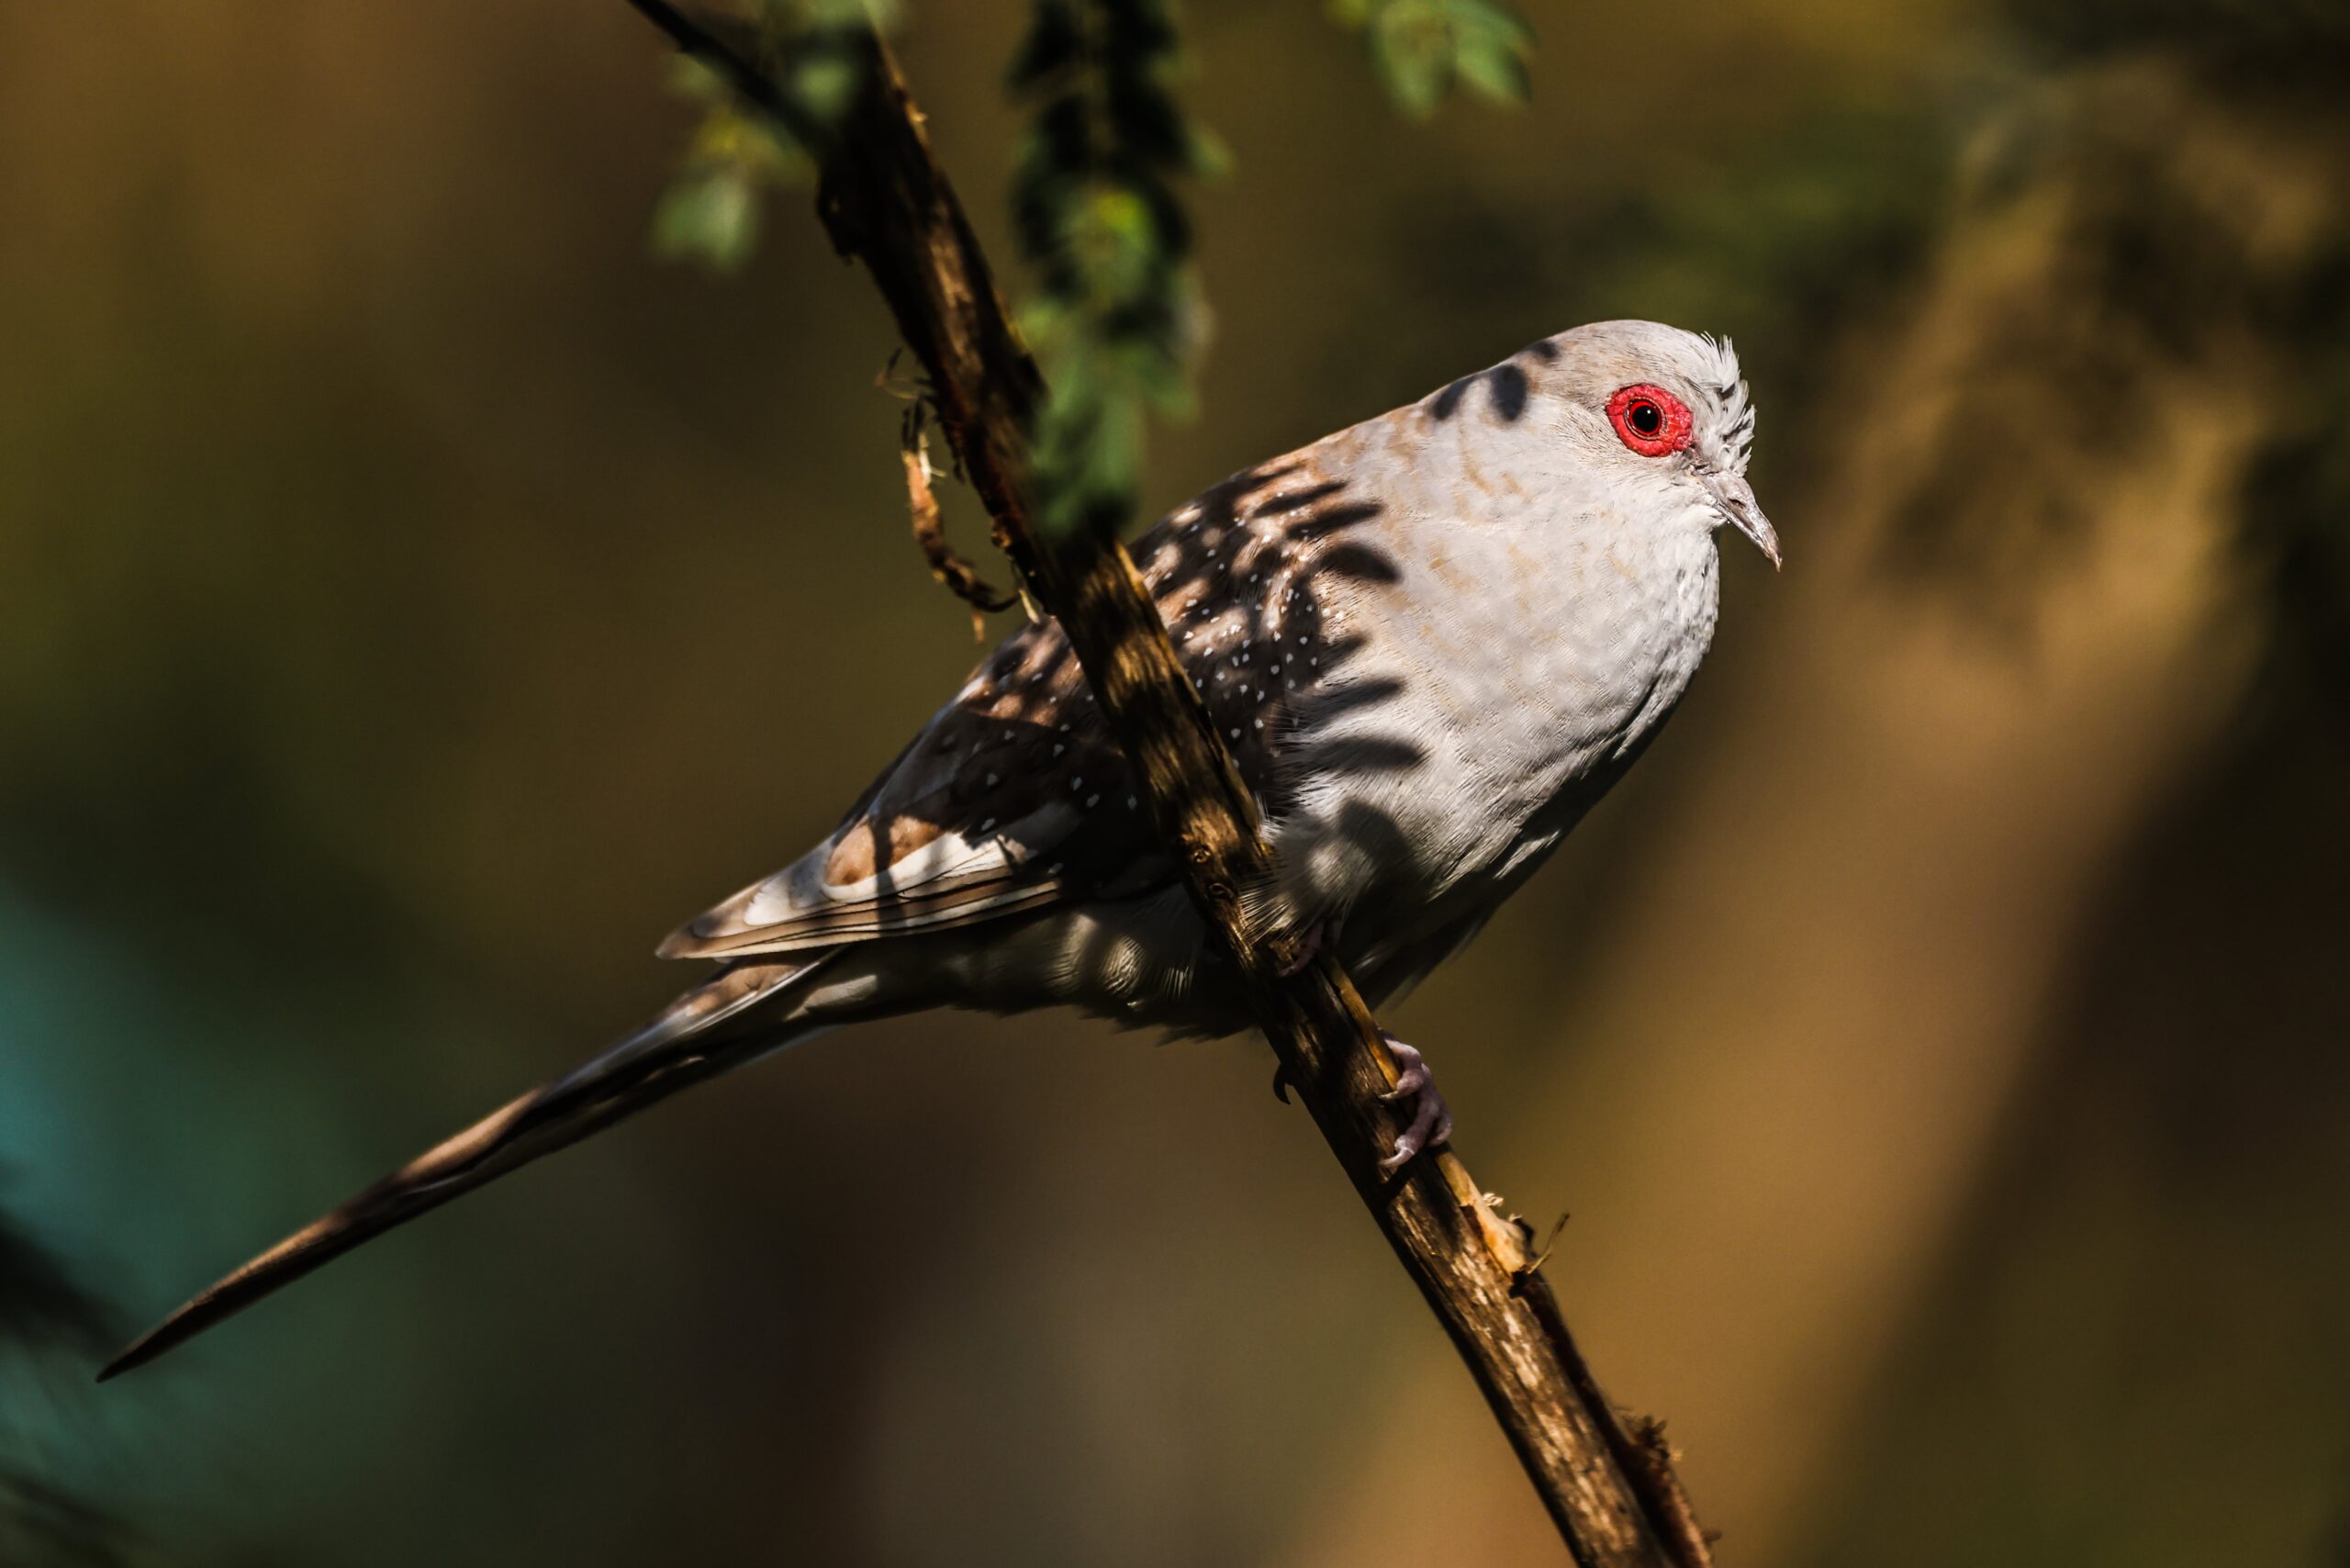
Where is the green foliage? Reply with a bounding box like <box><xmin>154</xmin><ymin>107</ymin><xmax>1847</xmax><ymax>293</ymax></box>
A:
<box><xmin>646</xmin><ymin>0</ymin><xmax>1536</xmax><ymax>533</ymax></box>
<box><xmin>1008</xmin><ymin>0</ymin><xmax>1218</xmax><ymax>539</ymax></box>
<box><xmin>652</xmin><ymin>61</ymin><xmax>808</xmax><ymax>273</ymax></box>
<box><xmin>648</xmin><ymin>1</ymin><xmax>893</xmax><ymax>272</ymax></box>
<box><xmin>1326</xmin><ymin>0</ymin><xmax>1533</xmax><ymax>118</ymax></box>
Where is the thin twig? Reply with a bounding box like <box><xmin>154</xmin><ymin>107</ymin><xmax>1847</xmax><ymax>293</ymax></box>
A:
<box><xmin>902</xmin><ymin>419</ymin><xmax>1018</xmax><ymax>635</ymax></box>
<box><xmin>621</xmin><ymin>11</ymin><xmax>1712</xmax><ymax>1563</ymax></box>
<box><xmin>623</xmin><ymin>0</ymin><xmax>827</xmax><ymax>150</ymax></box>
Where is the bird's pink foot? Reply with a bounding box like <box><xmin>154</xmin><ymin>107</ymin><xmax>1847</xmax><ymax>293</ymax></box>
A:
<box><xmin>1377</xmin><ymin>1035</ymin><xmax>1452</xmax><ymax>1173</ymax></box>
<box><xmin>1275</xmin><ymin>918</ymin><xmax>1331</xmax><ymax>979</ymax></box>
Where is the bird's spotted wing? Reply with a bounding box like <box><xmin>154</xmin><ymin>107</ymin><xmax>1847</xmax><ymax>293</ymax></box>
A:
<box><xmin>660</xmin><ymin>617</ymin><xmax>1163</xmax><ymax>958</ymax></box>
<box><xmin>661</xmin><ymin>454</ymin><xmax>1373</xmax><ymax>961</ymax></box>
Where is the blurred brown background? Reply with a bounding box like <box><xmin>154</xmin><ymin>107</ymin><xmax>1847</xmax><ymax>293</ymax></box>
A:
<box><xmin>3</xmin><ymin>1</ymin><xmax>2346</xmax><ymax>1563</ymax></box>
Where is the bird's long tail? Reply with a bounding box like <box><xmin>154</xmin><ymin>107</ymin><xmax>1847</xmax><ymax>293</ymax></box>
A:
<box><xmin>97</xmin><ymin>953</ymin><xmax>834</xmax><ymax>1383</ymax></box>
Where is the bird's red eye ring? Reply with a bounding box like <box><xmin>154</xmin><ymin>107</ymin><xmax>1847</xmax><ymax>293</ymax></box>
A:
<box><xmin>1606</xmin><ymin>384</ymin><xmax>1694</xmax><ymax>457</ymax></box>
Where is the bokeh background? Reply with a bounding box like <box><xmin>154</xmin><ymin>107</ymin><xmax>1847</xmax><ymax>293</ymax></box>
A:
<box><xmin>4</xmin><ymin>1</ymin><xmax>2347</xmax><ymax>1563</ymax></box>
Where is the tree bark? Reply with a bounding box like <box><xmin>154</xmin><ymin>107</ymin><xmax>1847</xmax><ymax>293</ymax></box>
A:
<box><xmin>622</xmin><ymin>7</ymin><xmax>1710</xmax><ymax>1561</ymax></box>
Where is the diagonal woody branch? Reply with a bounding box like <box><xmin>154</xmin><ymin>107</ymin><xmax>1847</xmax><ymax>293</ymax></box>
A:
<box><xmin>622</xmin><ymin>7</ymin><xmax>1711</xmax><ymax>1562</ymax></box>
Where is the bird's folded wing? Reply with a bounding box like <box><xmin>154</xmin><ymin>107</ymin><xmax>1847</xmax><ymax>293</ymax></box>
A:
<box><xmin>660</xmin><ymin>620</ymin><xmax>1167</xmax><ymax>959</ymax></box>
<box><xmin>662</xmin><ymin>451</ymin><xmax>1369</xmax><ymax>962</ymax></box>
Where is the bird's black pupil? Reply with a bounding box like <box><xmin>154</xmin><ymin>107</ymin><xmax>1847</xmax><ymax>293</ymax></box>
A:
<box><xmin>1629</xmin><ymin>402</ymin><xmax>1662</xmax><ymax>436</ymax></box>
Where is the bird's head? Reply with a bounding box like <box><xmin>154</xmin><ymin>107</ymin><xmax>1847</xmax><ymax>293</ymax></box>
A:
<box><xmin>1537</xmin><ymin>319</ymin><xmax>1779</xmax><ymax>568</ymax></box>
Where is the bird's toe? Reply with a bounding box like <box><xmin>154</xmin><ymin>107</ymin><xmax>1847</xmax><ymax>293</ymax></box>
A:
<box><xmin>1375</xmin><ymin>1036</ymin><xmax>1450</xmax><ymax>1173</ymax></box>
<box><xmin>1274</xmin><ymin>919</ymin><xmax>1330</xmax><ymax>979</ymax></box>
<box><xmin>1377</xmin><ymin>1035</ymin><xmax>1430</xmax><ymax>1101</ymax></box>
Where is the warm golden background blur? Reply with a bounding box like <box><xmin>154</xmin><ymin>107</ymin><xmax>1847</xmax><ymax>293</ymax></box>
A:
<box><xmin>4</xmin><ymin>1</ymin><xmax>2346</xmax><ymax>1563</ymax></box>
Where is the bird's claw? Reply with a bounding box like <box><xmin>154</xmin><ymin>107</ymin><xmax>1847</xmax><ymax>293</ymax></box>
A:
<box><xmin>1376</xmin><ymin>1035</ymin><xmax>1452</xmax><ymax>1173</ymax></box>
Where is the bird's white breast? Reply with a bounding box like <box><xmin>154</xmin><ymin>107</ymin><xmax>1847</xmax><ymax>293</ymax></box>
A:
<box><xmin>1273</xmin><ymin>426</ymin><xmax>1723</xmax><ymax>942</ymax></box>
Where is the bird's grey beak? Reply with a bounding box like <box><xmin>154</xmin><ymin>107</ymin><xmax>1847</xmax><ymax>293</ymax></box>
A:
<box><xmin>1703</xmin><ymin>468</ymin><xmax>1781</xmax><ymax>569</ymax></box>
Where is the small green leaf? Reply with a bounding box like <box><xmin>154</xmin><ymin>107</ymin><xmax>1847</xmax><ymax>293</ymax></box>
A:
<box><xmin>1452</xmin><ymin>35</ymin><xmax>1529</xmax><ymax>105</ymax></box>
<box><xmin>1186</xmin><ymin>123</ymin><xmax>1235</xmax><ymax>181</ymax></box>
<box><xmin>653</xmin><ymin>170</ymin><xmax>762</xmax><ymax>272</ymax></box>
<box><xmin>1372</xmin><ymin>0</ymin><xmax>1453</xmax><ymax>118</ymax></box>
<box><xmin>789</xmin><ymin>50</ymin><xmax>865</xmax><ymax>122</ymax></box>
<box><xmin>774</xmin><ymin>0</ymin><xmax>901</xmax><ymax>31</ymax></box>
<box><xmin>1336</xmin><ymin>0</ymin><xmax>1533</xmax><ymax>116</ymax></box>
<box><xmin>666</xmin><ymin>54</ymin><xmax>726</xmax><ymax>104</ymax></box>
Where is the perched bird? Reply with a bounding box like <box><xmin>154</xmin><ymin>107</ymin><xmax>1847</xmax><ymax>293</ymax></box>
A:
<box><xmin>101</xmin><ymin>319</ymin><xmax>1777</xmax><ymax>1381</ymax></box>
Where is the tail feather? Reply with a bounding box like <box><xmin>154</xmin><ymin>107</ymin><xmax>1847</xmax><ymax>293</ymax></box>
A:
<box><xmin>97</xmin><ymin>955</ymin><xmax>829</xmax><ymax>1383</ymax></box>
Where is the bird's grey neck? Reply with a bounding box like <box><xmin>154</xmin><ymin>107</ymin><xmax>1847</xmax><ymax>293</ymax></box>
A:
<box><xmin>1614</xmin><ymin>527</ymin><xmax>1720</xmax><ymax>755</ymax></box>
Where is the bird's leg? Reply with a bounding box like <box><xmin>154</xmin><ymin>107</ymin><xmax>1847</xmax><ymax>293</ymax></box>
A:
<box><xmin>1377</xmin><ymin>1034</ymin><xmax>1453</xmax><ymax>1173</ymax></box>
